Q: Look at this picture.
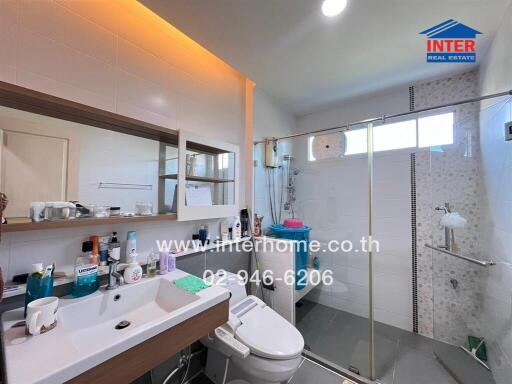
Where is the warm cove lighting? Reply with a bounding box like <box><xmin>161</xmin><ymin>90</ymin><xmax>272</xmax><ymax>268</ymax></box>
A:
<box><xmin>322</xmin><ymin>0</ymin><xmax>347</xmax><ymax>17</ymax></box>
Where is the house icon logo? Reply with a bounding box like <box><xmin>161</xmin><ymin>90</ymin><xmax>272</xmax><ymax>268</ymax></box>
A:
<box><xmin>420</xmin><ymin>20</ymin><xmax>482</xmax><ymax>63</ymax></box>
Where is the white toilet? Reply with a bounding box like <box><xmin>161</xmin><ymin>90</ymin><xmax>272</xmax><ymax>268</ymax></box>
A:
<box><xmin>201</xmin><ymin>271</ymin><xmax>304</xmax><ymax>384</ymax></box>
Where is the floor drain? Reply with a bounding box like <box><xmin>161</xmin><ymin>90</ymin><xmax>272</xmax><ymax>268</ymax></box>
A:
<box><xmin>115</xmin><ymin>320</ymin><xmax>131</xmax><ymax>330</ymax></box>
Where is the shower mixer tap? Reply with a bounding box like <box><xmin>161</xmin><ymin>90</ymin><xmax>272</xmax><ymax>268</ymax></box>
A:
<box><xmin>435</xmin><ymin>203</ymin><xmax>453</xmax><ymax>251</ymax></box>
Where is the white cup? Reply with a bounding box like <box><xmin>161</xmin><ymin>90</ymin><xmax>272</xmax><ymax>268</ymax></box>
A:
<box><xmin>26</xmin><ymin>297</ymin><xmax>59</xmax><ymax>336</ymax></box>
<box><xmin>30</xmin><ymin>202</ymin><xmax>46</xmax><ymax>222</ymax></box>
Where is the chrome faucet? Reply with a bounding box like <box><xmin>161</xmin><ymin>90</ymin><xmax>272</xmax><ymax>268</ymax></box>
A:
<box><xmin>107</xmin><ymin>256</ymin><xmax>124</xmax><ymax>290</ymax></box>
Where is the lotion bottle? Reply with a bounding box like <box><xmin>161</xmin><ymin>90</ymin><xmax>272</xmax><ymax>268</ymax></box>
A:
<box><xmin>124</xmin><ymin>250</ymin><xmax>142</xmax><ymax>284</ymax></box>
<box><xmin>233</xmin><ymin>216</ymin><xmax>242</xmax><ymax>240</ymax></box>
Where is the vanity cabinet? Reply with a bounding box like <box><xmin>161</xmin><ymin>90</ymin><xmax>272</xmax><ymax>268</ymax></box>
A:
<box><xmin>66</xmin><ymin>299</ymin><xmax>228</xmax><ymax>384</ymax></box>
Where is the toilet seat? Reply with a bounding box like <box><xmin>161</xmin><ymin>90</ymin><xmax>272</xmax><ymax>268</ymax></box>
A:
<box><xmin>233</xmin><ymin>298</ymin><xmax>304</xmax><ymax>360</ymax></box>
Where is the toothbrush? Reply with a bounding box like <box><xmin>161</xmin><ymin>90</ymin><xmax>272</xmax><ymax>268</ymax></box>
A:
<box><xmin>42</xmin><ymin>264</ymin><xmax>54</xmax><ymax>279</ymax></box>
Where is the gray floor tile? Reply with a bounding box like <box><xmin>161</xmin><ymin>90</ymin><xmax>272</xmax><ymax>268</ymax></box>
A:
<box><xmin>296</xmin><ymin>300</ymin><xmax>484</xmax><ymax>384</ymax></box>
<box><xmin>290</xmin><ymin>358</ymin><xmax>354</xmax><ymax>384</ymax></box>
<box><xmin>394</xmin><ymin>346</ymin><xmax>458</xmax><ymax>384</ymax></box>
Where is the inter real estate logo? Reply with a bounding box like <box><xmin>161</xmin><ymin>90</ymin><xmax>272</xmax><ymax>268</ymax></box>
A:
<box><xmin>420</xmin><ymin>19</ymin><xmax>482</xmax><ymax>63</ymax></box>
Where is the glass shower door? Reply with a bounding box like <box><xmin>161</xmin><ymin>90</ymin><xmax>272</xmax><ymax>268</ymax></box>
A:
<box><xmin>294</xmin><ymin>124</ymin><xmax>372</xmax><ymax>379</ymax></box>
<box><xmin>252</xmin><ymin>124</ymin><xmax>374</xmax><ymax>380</ymax></box>
<box><xmin>424</xmin><ymin>99</ymin><xmax>498</xmax><ymax>383</ymax></box>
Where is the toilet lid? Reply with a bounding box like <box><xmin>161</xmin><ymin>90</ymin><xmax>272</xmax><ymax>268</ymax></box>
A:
<box><xmin>235</xmin><ymin>305</ymin><xmax>304</xmax><ymax>360</ymax></box>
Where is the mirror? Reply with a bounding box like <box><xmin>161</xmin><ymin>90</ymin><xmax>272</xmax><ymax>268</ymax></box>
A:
<box><xmin>0</xmin><ymin>106</ymin><xmax>177</xmax><ymax>222</ymax></box>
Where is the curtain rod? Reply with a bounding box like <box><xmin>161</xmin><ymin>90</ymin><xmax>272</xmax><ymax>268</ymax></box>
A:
<box><xmin>253</xmin><ymin>89</ymin><xmax>512</xmax><ymax>145</ymax></box>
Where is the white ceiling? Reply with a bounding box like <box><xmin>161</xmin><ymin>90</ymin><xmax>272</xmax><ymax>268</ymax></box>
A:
<box><xmin>141</xmin><ymin>0</ymin><xmax>511</xmax><ymax>115</ymax></box>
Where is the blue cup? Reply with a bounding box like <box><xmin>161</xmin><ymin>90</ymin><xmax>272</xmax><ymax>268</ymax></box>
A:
<box><xmin>24</xmin><ymin>275</ymin><xmax>54</xmax><ymax>318</ymax></box>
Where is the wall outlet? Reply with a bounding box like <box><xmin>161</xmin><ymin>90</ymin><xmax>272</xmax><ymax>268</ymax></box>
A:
<box><xmin>505</xmin><ymin>121</ymin><xmax>512</xmax><ymax>141</ymax></box>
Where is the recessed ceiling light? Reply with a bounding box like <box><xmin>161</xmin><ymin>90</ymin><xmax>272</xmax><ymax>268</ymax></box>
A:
<box><xmin>322</xmin><ymin>0</ymin><xmax>347</xmax><ymax>17</ymax></box>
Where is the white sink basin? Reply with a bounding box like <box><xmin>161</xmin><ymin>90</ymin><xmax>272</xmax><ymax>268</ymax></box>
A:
<box><xmin>60</xmin><ymin>277</ymin><xmax>199</xmax><ymax>353</ymax></box>
<box><xmin>1</xmin><ymin>270</ymin><xmax>230</xmax><ymax>384</ymax></box>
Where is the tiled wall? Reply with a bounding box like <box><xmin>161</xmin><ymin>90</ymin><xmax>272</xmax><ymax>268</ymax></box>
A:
<box><xmin>253</xmin><ymin>88</ymin><xmax>296</xmax><ymax>231</ymax></box>
<box><xmin>478</xmin><ymin>3</ymin><xmax>512</xmax><ymax>382</ymax></box>
<box><xmin>0</xmin><ymin>0</ymin><xmax>244</xmax><ymax>140</ymax></box>
<box><xmin>0</xmin><ymin>0</ymin><xmax>248</xmax><ymax>280</ymax></box>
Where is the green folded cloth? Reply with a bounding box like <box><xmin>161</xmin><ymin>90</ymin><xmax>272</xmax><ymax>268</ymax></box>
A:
<box><xmin>174</xmin><ymin>275</ymin><xmax>210</xmax><ymax>293</ymax></box>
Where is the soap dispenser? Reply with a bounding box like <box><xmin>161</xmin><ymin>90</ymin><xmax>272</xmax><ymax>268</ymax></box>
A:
<box><xmin>123</xmin><ymin>249</ymin><xmax>142</xmax><ymax>284</ymax></box>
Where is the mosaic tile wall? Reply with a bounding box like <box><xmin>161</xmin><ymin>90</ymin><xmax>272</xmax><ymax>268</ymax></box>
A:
<box><xmin>414</xmin><ymin>70</ymin><xmax>487</xmax><ymax>343</ymax></box>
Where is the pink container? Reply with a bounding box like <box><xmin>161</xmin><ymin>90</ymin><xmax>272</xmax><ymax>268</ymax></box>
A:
<box><xmin>283</xmin><ymin>218</ymin><xmax>304</xmax><ymax>228</ymax></box>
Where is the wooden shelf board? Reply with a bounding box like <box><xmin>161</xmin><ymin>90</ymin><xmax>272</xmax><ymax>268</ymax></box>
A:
<box><xmin>2</xmin><ymin>213</ymin><xmax>177</xmax><ymax>233</ymax></box>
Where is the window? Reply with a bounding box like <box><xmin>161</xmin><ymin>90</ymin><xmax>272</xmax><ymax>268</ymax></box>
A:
<box><xmin>344</xmin><ymin>128</ymin><xmax>367</xmax><ymax>155</ymax></box>
<box><xmin>344</xmin><ymin>119</ymin><xmax>417</xmax><ymax>155</ymax></box>
<box><xmin>313</xmin><ymin>111</ymin><xmax>454</xmax><ymax>159</ymax></box>
<box><xmin>418</xmin><ymin>112</ymin><xmax>454</xmax><ymax>148</ymax></box>
<box><xmin>374</xmin><ymin>120</ymin><xmax>417</xmax><ymax>152</ymax></box>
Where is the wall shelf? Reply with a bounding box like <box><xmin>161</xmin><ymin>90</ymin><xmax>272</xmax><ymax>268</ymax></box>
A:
<box><xmin>159</xmin><ymin>174</ymin><xmax>234</xmax><ymax>183</ymax></box>
<box><xmin>1</xmin><ymin>213</ymin><xmax>177</xmax><ymax>233</ymax></box>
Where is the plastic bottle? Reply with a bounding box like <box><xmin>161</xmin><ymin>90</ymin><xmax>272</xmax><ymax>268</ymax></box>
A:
<box><xmin>108</xmin><ymin>232</ymin><xmax>121</xmax><ymax>261</ymax></box>
<box><xmin>167</xmin><ymin>253</ymin><xmax>176</xmax><ymax>273</ymax></box>
<box><xmin>126</xmin><ymin>231</ymin><xmax>137</xmax><ymax>262</ymax></box>
<box><xmin>159</xmin><ymin>251</ymin><xmax>169</xmax><ymax>274</ymax></box>
<box><xmin>233</xmin><ymin>216</ymin><xmax>242</xmax><ymax>240</ymax></box>
<box><xmin>123</xmin><ymin>250</ymin><xmax>142</xmax><ymax>284</ymax></box>
<box><xmin>72</xmin><ymin>241</ymin><xmax>99</xmax><ymax>297</ymax></box>
<box><xmin>90</xmin><ymin>235</ymin><xmax>100</xmax><ymax>265</ymax></box>
<box><xmin>98</xmin><ymin>235</ymin><xmax>110</xmax><ymax>266</ymax></box>
<box><xmin>198</xmin><ymin>225</ymin><xmax>207</xmax><ymax>245</ymax></box>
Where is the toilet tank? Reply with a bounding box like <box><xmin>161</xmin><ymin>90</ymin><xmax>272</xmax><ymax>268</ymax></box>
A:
<box><xmin>208</xmin><ymin>271</ymin><xmax>247</xmax><ymax>306</ymax></box>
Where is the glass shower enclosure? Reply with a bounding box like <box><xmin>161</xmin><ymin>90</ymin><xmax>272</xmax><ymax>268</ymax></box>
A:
<box><xmin>252</xmin><ymin>88</ymin><xmax>512</xmax><ymax>384</ymax></box>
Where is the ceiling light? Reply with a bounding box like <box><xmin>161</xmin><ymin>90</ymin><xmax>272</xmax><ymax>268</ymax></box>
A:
<box><xmin>321</xmin><ymin>0</ymin><xmax>347</xmax><ymax>17</ymax></box>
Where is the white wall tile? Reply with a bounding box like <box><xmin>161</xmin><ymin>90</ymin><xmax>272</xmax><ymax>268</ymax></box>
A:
<box><xmin>0</xmin><ymin>0</ymin><xmax>247</xmax><ymax>286</ymax></box>
<box><xmin>19</xmin><ymin>0</ymin><xmax>114</xmax><ymax>64</ymax></box>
